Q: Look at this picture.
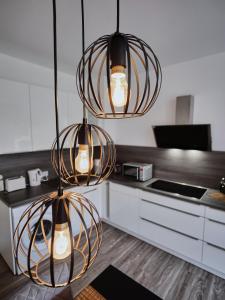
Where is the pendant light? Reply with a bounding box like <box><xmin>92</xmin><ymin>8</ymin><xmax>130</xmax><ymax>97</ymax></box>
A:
<box><xmin>13</xmin><ymin>0</ymin><xmax>102</xmax><ymax>287</ymax></box>
<box><xmin>76</xmin><ymin>0</ymin><xmax>162</xmax><ymax>119</ymax></box>
<box><xmin>51</xmin><ymin>0</ymin><xmax>116</xmax><ymax>186</ymax></box>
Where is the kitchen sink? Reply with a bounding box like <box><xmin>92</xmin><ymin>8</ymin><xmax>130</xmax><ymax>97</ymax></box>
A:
<box><xmin>146</xmin><ymin>179</ymin><xmax>207</xmax><ymax>199</ymax></box>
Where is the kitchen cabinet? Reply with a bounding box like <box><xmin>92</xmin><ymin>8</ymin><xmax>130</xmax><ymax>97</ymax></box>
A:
<box><xmin>139</xmin><ymin>218</ymin><xmax>203</xmax><ymax>262</ymax></box>
<box><xmin>0</xmin><ymin>184</ymin><xmax>102</xmax><ymax>275</ymax></box>
<box><xmin>67</xmin><ymin>186</ymin><xmax>102</xmax><ymax>233</ymax></box>
<box><xmin>0</xmin><ymin>78</ymin><xmax>32</xmax><ymax>153</ymax></box>
<box><xmin>105</xmin><ymin>182</ymin><xmax>225</xmax><ymax>279</ymax></box>
<box><xmin>139</xmin><ymin>190</ymin><xmax>204</xmax><ymax>262</ymax></box>
<box><xmin>30</xmin><ymin>85</ymin><xmax>68</xmax><ymax>150</ymax></box>
<box><xmin>202</xmin><ymin>207</ymin><xmax>225</xmax><ymax>275</ymax></box>
<box><xmin>109</xmin><ymin>182</ymin><xmax>139</xmax><ymax>234</ymax></box>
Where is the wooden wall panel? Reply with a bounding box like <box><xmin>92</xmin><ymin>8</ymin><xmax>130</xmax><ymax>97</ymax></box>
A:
<box><xmin>115</xmin><ymin>145</ymin><xmax>225</xmax><ymax>189</ymax></box>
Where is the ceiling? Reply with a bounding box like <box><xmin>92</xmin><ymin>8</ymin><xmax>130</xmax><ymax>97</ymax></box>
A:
<box><xmin>0</xmin><ymin>0</ymin><xmax>225</xmax><ymax>74</ymax></box>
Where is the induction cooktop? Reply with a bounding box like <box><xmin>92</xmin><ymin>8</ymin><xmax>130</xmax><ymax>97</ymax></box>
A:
<box><xmin>147</xmin><ymin>179</ymin><xmax>207</xmax><ymax>199</ymax></box>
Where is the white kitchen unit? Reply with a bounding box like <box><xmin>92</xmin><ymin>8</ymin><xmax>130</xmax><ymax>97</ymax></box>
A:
<box><xmin>104</xmin><ymin>182</ymin><xmax>225</xmax><ymax>280</ymax></box>
<box><xmin>109</xmin><ymin>182</ymin><xmax>139</xmax><ymax>234</ymax></box>
<box><xmin>30</xmin><ymin>85</ymin><xmax>69</xmax><ymax>150</ymax></box>
<box><xmin>0</xmin><ymin>184</ymin><xmax>102</xmax><ymax>275</ymax></box>
<box><xmin>0</xmin><ymin>76</ymin><xmax>83</xmax><ymax>154</ymax></box>
<box><xmin>202</xmin><ymin>207</ymin><xmax>225</xmax><ymax>276</ymax></box>
<box><xmin>0</xmin><ymin>78</ymin><xmax>32</xmax><ymax>153</ymax></box>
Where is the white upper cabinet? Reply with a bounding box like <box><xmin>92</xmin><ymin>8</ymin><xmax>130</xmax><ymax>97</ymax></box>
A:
<box><xmin>30</xmin><ymin>85</ymin><xmax>68</xmax><ymax>150</ymax></box>
<box><xmin>0</xmin><ymin>78</ymin><xmax>32</xmax><ymax>154</ymax></box>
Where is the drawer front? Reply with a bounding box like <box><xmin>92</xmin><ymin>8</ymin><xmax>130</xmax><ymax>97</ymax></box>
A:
<box><xmin>140</xmin><ymin>199</ymin><xmax>204</xmax><ymax>239</ymax></box>
<box><xmin>204</xmin><ymin>218</ymin><xmax>225</xmax><ymax>249</ymax></box>
<box><xmin>205</xmin><ymin>207</ymin><xmax>225</xmax><ymax>224</ymax></box>
<box><xmin>139</xmin><ymin>218</ymin><xmax>203</xmax><ymax>262</ymax></box>
<box><xmin>109</xmin><ymin>188</ymin><xmax>139</xmax><ymax>234</ymax></box>
<box><xmin>203</xmin><ymin>242</ymin><xmax>225</xmax><ymax>274</ymax></box>
<box><xmin>140</xmin><ymin>190</ymin><xmax>205</xmax><ymax>217</ymax></box>
<box><xmin>109</xmin><ymin>182</ymin><xmax>138</xmax><ymax>196</ymax></box>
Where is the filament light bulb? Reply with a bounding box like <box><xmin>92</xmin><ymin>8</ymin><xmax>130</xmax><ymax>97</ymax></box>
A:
<box><xmin>48</xmin><ymin>223</ymin><xmax>72</xmax><ymax>260</ymax></box>
<box><xmin>75</xmin><ymin>144</ymin><xmax>93</xmax><ymax>174</ymax></box>
<box><xmin>110</xmin><ymin>66</ymin><xmax>128</xmax><ymax>107</ymax></box>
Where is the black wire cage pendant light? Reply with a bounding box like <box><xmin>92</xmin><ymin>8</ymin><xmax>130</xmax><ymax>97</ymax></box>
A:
<box><xmin>77</xmin><ymin>0</ymin><xmax>162</xmax><ymax>119</ymax></box>
<box><xmin>51</xmin><ymin>0</ymin><xmax>116</xmax><ymax>186</ymax></box>
<box><xmin>13</xmin><ymin>0</ymin><xmax>102</xmax><ymax>287</ymax></box>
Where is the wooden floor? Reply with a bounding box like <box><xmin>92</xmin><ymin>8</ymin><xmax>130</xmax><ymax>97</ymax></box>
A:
<box><xmin>0</xmin><ymin>222</ymin><xmax>225</xmax><ymax>300</ymax></box>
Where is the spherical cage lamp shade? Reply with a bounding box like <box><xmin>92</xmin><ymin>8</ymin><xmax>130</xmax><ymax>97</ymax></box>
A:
<box><xmin>14</xmin><ymin>191</ymin><xmax>102</xmax><ymax>287</ymax></box>
<box><xmin>51</xmin><ymin>123</ymin><xmax>116</xmax><ymax>186</ymax></box>
<box><xmin>76</xmin><ymin>32</ymin><xmax>162</xmax><ymax>119</ymax></box>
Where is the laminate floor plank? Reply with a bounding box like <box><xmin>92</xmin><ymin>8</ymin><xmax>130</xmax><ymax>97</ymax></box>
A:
<box><xmin>0</xmin><ymin>223</ymin><xmax>225</xmax><ymax>300</ymax></box>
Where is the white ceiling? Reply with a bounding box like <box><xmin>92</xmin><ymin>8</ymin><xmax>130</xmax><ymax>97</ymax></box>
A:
<box><xmin>0</xmin><ymin>0</ymin><xmax>225</xmax><ymax>74</ymax></box>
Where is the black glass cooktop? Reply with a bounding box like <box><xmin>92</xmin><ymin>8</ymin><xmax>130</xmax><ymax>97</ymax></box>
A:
<box><xmin>147</xmin><ymin>180</ymin><xmax>207</xmax><ymax>199</ymax></box>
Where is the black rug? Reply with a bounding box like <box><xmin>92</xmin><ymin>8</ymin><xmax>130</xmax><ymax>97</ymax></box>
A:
<box><xmin>88</xmin><ymin>265</ymin><xmax>162</xmax><ymax>300</ymax></box>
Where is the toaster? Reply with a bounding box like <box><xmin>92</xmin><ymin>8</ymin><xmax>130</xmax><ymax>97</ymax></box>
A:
<box><xmin>5</xmin><ymin>176</ymin><xmax>26</xmax><ymax>192</ymax></box>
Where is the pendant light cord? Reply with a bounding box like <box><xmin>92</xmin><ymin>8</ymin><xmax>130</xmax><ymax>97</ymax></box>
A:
<box><xmin>116</xmin><ymin>0</ymin><xmax>120</xmax><ymax>33</ymax></box>
<box><xmin>53</xmin><ymin>0</ymin><xmax>63</xmax><ymax>196</ymax></box>
<box><xmin>81</xmin><ymin>0</ymin><xmax>87</xmax><ymax>122</ymax></box>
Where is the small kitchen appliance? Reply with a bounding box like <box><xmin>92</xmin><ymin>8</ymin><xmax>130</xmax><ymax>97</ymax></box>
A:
<box><xmin>28</xmin><ymin>169</ymin><xmax>42</xmax><ymax>187</ymax></box>
<box><xmin>5</xmin><ymin>176</ymin><xmax>26</xmax><ymax>192</ymax></box>
<box><xmin>122</xmin><ymin>162</ymin><xmax>153</xmax><ymax>182</ymax></box>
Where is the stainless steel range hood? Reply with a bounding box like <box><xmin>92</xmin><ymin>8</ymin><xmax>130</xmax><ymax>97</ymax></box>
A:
<box><xmin>153</xmin><ymin>96</ymin><xmax>212</xmax><ymax>151</ymax></box>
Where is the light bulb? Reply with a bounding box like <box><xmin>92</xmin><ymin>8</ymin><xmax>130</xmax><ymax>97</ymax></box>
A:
<box><xmin>110</xmin><ymin>66</ymin><xmax>128</xmax><ymax>107</ymax></box>
<box><xmin>48</xmin><ymin>223</ymin><xmax>72</xmax><ymax>260</ymax></box>
<box><xmin>75</xmin><ymin>144</ymin><xmax>93</xmax><ymax>174</ymax></box>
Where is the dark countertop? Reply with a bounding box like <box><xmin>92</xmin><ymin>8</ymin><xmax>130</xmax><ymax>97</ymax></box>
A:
<box><xmin>109</xmin><ymin>174</ymin><xmax>225</xmax><ymax>212</ymax></box>
<box><xmin>0</xmin><ymin>179</ymin><xmax>70</xmax><ymax>208</ymax></box>
<box><xmin>1</xmin><ymin>175</ymin><xmax>225</xmax><ymax>212</ymax></box>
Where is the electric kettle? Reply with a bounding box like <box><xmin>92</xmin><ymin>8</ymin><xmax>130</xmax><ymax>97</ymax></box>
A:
<box><xmin>28</xmin><ymin>169</ymin><xmax>42</xmax><ymax>187</ymax></box>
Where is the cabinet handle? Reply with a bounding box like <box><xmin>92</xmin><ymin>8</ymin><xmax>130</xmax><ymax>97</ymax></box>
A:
<box><xmin>206</xmin><ymin>242</ymin><xmax>225</xmax><ymax>251</ymax></box>
<box><xmin>83</xmin><ymin>188</ymin><xmax>97</xmax><ymax>194</ymax></box>
<box><xmin>208</xmin><ymin>218</ymin><xmax>225</xmax><ymax>226</ymax></box>
<box><xmin>141</xmin><ymin>198</ymin><xmax>201</xmax><ymax>217</ymax></box>
<box><xmin>140</xmin><ymin>217</ymin><xmax>199</xmax><ymax>241</ymax></box>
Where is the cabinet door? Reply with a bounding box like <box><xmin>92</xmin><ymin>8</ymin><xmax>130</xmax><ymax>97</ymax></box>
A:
<box><xmin>30</xmin><ymin>85</ymin><xmax>68</xmax><ymax>150</ymax></box>
<box><xmin>109</xmin><ymin>183</ymin><xmax>139</xmax><ymax>234</ymax></box>
<box><xmin>68</xmin><ymin>187</ymin><xmax>101</xmax><ymax>235</ymax></box>
<box><xmin>0</xmin><ymin>78</ymin><xmax>32</xmax><ymax>153</ymax></box>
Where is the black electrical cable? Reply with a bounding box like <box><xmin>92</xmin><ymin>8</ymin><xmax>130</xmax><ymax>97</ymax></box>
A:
<box><xmin>52</xmin><ymin>0</ymin><xmax>63</xmax><ymax>196</ymax></box>
<box><xmin>116</xmin><ymin>0</ymin><xmax>120</xmax><ymax>33</ymax></box>
<box><xmin>81</xmin><ymin>0</ymin><xmax>87</xmax><ymax>121</ymax></box>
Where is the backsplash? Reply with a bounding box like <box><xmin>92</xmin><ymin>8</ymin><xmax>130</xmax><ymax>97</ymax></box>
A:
<box><xmin>1</xmin><ymin>146</ymin><xmax>225</xmax><ymax>189</ymax></box>
<box><xmin>116</xmin><ymin>145</ymin><xmax>225</xmax><ymax>189</ymax></box>
<box><xmin>0</xmin><ymin>150</ymin><xmax>55</xmax><ymax>183</ymax></box>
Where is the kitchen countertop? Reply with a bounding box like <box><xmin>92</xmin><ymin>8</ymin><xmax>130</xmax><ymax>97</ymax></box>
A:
<box><xmin>0</xmin><ymin>179</ymin><xmax>69</xmax><ymax>208</ymax></box>
<box><xmin>1</xmin><ymin>175</ymin><xmax>225</xmax><ymax>212</ymax></box>
<box><xmin>109</xmin><ymin>174</ymin><xmax>225</xmax><ymax>211</ymax></box>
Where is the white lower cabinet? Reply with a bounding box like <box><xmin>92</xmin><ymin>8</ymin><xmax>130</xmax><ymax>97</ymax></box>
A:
<box><xmin>139</xmin><ymin>199</ymin><xmax>204</xmax><ymax>239</ymax></box>
<box><xmin>106</xmin><ymin>183</ymin><xmax>225</xmax><ymax>279</ymax></box>
<box><xmin>109</xmin><ymin>182</ymin><xmax>139</xmax><ymax>234</ymax></box>
<box><xmin>139</xmin><ymin>193</ymin><xmax>204</xmax><ymax>262</ymax></box>
<box><xmin>139</xmin><ymin>218</ymin><xmax>203</xmax><ymax>262</ymax></box>
<box><xmin>202</xmin><ymin>242</ymin><xmax>225</xmax><ymax>274</ymax></box>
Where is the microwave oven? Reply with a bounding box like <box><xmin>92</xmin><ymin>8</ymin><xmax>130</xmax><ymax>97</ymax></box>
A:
<box><xmin>122</xmin><ymin>162</ymin><xmax>153</xmax><ymax>182</ymax></box>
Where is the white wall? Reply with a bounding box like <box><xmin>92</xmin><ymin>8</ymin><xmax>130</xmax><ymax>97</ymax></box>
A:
<box><xmin>0</xmin><ymin>52</ymin><xmax>76</xmax><ymax>93</ymax></box>
<box><xmin>105</xmin><ymin>52</ymin><xmax>225</xmax><ymax>151</ymax></box>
